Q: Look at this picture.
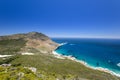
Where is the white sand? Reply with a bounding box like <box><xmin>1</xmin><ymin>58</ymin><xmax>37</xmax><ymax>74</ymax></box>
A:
<box><xmin>52</xmin><ymin>51</ymin><xmax>65</xmax><ymax>59</ymax></box>
<box><xmin>0</xmin><ymin>55</ymin><xmax>12</xmax><ymax>58</ymax></box>
<box><xmin>21</xmin><ymin>52</ymin><xmax>34</xmax><ymax>55</ymax></box>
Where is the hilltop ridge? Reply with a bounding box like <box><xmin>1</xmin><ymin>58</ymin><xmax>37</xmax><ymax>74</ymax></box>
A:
<box><xmin>0</xmin><ymin>32</ymin><xmax>58</xmax><ymax>55</ymax></box>
<box><xmin>0</xmin><ymin>32</ymin><xmax>49</xmax><ymax>40</ymax></box>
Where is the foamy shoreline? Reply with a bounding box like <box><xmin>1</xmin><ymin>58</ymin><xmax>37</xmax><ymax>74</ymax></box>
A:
<box><xmin>53</xmin><ymin>43</ymin><xmax>120</xmax><ymax>77</ymax></box>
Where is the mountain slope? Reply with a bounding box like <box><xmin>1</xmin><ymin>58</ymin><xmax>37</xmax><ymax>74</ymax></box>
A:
<box><xmin>0</xmin><ymin>32</ymin><xmax>58</xmax><ymax>55</ymax></box>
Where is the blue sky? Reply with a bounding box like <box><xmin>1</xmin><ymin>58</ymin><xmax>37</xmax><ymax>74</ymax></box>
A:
<box><xmin>0</xmin><ymin>0</ymin><xmax>120</xmax><ymax>38</ymax></box>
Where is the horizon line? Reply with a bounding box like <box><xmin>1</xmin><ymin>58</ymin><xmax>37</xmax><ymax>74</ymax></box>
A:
<box><xmin>51</xmin><ymin>37</ymin><xmax>120</xmax><ymax>39</ymax></box>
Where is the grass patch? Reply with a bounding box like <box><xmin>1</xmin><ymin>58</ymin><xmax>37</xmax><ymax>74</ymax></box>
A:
<box><xmin>0</xmin><ymin>55</ymin><xmax>20</xmax><ymax>65</ymax></box>
<box><xmin>0</xmin><ymin>39</ymin><xmax>26</xmax><ymax>55</ymax></box>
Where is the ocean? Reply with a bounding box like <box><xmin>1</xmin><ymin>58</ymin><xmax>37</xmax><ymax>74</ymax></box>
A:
<box><xmin>52</xmin><ymin>38</ymin><xmax>120</xmax><ymax>76</ymax></box>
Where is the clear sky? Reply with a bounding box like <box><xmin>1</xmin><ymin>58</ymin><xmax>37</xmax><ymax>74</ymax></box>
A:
<box><xmin>0</xmin><ymin>0</ymin><xmax>120</xmax><ymax>38</ymax></box>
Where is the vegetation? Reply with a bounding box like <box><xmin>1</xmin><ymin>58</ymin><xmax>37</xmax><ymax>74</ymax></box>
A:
<box><xmin>0</xmin><ymin>32</ymin><xmax>120</xmax><ymax>80</ymax></box>
<box><xmin>11</xmin><ymin>54</ymin><xmax>120</xmax><ymax>80</ymax></box>
<box><xmin>0</xmin><ymin>52</ymin><xmax>119</xmax><ymax>80</ymax></box>
<box><xmin>0</xmin><ymin>65</ymin><xmax>78</xmax><ymax>80</ymax></box>
<box><xmin>0</xmin><ymin>55</ymin><xmax>19</xmax><ymax>65</ymax></box>
<box><xmin>0</xmin><ymin>66</ymin><xmax>39</xmax><ymax>80</ymax></box>
<box><xmin>0</xmin><ymin>39</ymin><xmax>26</xmax><ymax>55</ymax></box>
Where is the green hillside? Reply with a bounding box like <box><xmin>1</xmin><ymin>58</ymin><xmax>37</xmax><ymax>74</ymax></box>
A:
<box><xmin>0</xmin><ymin>39</ymin><xmax>26</xmax><ymax>55</ymax></box>
<box><xmin>0</xmin><ymin>32</ymin><xmax>120</xmax><ymax>80</ymax></box>
<box><xmin>10</xmin><ymin>54</ymin><xmax>120</xmax><ymax>80</ymax></box>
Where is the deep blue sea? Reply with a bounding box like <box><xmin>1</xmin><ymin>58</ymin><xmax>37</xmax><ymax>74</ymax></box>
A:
<box><xmin>52</xmin><ymin>38</ymin><xmax>120</xmax><ymax>76</ymax></box>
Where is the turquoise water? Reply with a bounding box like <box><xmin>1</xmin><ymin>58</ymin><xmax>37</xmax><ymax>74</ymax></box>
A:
<box><xmin>52</xmin><ymin>38</ymin><xmax>120</xmax><ymax>75</ymax></box>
